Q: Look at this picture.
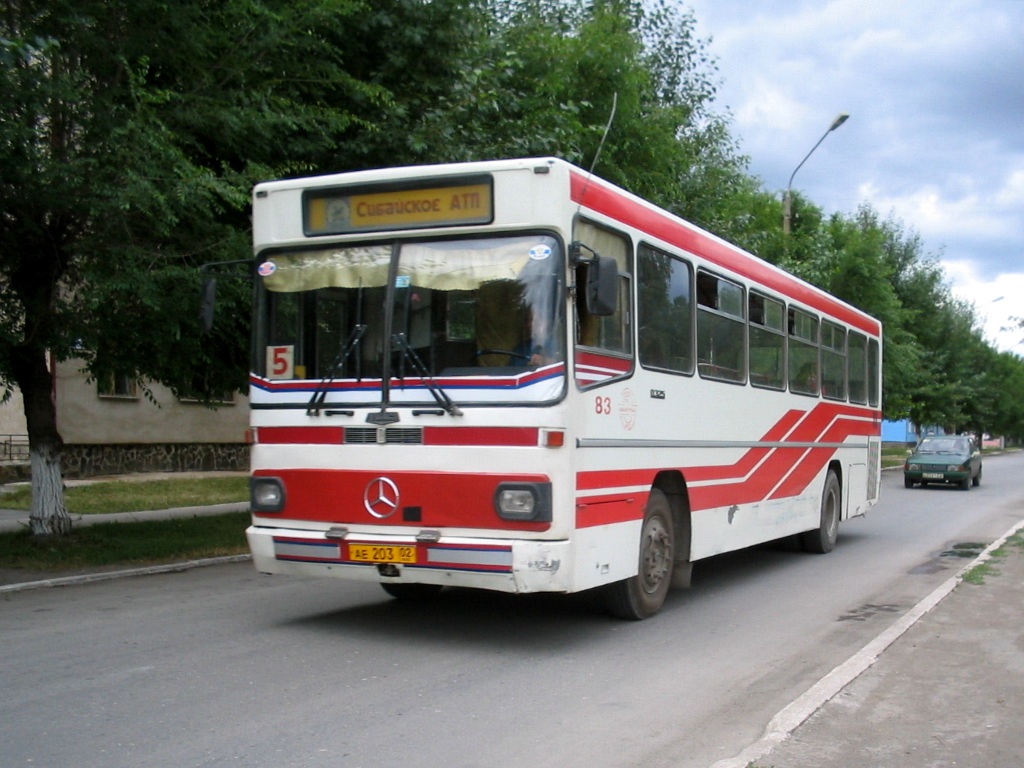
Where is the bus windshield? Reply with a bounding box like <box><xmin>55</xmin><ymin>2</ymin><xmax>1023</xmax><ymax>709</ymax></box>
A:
<box><xmin>254</xmin><ymin>234</ymin><xmax>566</xmax><ymax>408</ymax></box>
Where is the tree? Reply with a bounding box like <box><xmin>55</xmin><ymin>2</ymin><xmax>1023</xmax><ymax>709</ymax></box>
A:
<box><xmin>0</xmin><ymin>0</ymin><xmax>479</xmax><ymax>534</ymax></box>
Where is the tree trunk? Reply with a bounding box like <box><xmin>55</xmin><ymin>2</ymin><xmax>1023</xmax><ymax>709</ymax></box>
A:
<box><xmin>30</xmin><ymin>443</ymin><xmax>70</xmax><ymax>536</ymax></box>
<box><xmin>10</xmin><ymin>346</ymin><xmax>71</xmax><ymax>536</ymax></box>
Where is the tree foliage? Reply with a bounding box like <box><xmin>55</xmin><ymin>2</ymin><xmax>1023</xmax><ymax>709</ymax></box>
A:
<box><xmin>4</xmin><ymin>0</ymin><xmax>1024</xmax><ymax>535</ymax></box>
<box><xmin>0</xmin><ymin>0</ymin><xmax>481</xmax><ymax>533</ymax></box>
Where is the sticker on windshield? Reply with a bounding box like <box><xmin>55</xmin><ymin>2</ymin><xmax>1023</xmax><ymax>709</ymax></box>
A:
<box><xmin>395</xmin><ymin>275</ymin><xmax>411</xmax><ymax>288</ymax></box>
<box><xmin>529</xmin><ymin>244</ymin><xmax>552</xmax><ymax>261</ymax></box>
<box><xmin>258</xmin><ymin>261</ymin><xmax>277</xmax><ymax>277</ymax></box>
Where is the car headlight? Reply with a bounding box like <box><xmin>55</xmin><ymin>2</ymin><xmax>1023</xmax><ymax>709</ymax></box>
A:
<box><xmin>494</xmin><ymin>482</ymin><xmax>552</xmax><ymax>522</ymax></box>
<box><xmin>251</xmin><ymin>477</ymin><xmax>286</xmax><ymax>512</ymax></box>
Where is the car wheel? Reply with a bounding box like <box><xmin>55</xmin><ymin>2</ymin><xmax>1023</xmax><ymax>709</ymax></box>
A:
<box><xmin>904</xmin><ymin>476</ymin><xmax>914</xmax><ymax>489</ymax></box>
<box><xmin>960</xmin><ymin>474</ymin><xmax>971</xmax><ymax>490</ymax></box>
<box><xmin>973</xmin><ymin>468</ymin><xmax>981</xmax><ymax>487</ymax></box>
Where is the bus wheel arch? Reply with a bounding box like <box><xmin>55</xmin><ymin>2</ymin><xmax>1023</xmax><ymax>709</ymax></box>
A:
<box><xmin>801</xmin><ymin>464</ymin><xmax>842</xmax><ymax>554</ymax></box>
<box><xmin>655</xmin><ymin>471</ymin><xmax>693</xmax><ymax>590</ymax></box>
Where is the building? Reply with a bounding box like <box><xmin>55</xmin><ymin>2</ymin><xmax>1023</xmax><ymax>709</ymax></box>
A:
<box><xmin>1</xmin><ymin>357</ymin><xmax>248</xmax><ymax>479</ymax></box>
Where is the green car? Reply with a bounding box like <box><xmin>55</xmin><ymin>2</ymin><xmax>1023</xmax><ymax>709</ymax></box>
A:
<box><xmin>903</xmin><ymin>435</ymin><xmax>982</xmax><ymax>490</ymax></box>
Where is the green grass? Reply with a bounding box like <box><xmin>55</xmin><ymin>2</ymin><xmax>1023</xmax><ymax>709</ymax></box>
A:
<box><xmin>0</xmin><ymin>476</ymin><xmax>251</xmax><ymax>573</ymax></box>
<box><xmin>0</xmin><ymin>476</ymin><xmax>248</xmax><ymax>514</ymax></box>
<box><xmin>0</xmin><ymin>511</ymin><xmax>251</xmax><ymax>571</ymax></box>
<box><xmin>882</xmin><ymin>446</ymin><xmax>909</xmax><ymax>468</ymax></box>
<box><xmin>961</xmin><ymin>532</ymin><xmax>1024</xmax><ymax>585</ymax></box>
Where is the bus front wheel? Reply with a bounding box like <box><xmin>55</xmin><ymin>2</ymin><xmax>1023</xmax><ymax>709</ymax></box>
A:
<box><xmin>603</xmin><ymin>488</ymin><xmax>675</xmax><ymax>620</ymax></box>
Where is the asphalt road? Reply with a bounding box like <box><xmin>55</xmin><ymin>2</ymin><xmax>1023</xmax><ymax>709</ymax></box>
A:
<box><xmin>3</xmin><ymin>454</ymin><xmax>1023</xmax><ymax>768</ymax></box>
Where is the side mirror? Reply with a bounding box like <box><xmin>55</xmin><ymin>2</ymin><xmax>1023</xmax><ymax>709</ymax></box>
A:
<box><xmin>586</xmin><ymin>255</ymin><xmax>618</xmax><ymax>316</ymax></box>
<box><xmin>200</xmin><ymin>278</ymin><xmax>217</xmax><ymax>333</ymax></box>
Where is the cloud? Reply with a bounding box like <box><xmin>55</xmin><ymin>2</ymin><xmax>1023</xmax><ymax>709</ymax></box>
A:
<box><xmin>684</xmin><ymin>0</ymin><xmax>1024</xmax><ymax>353</ymax></box>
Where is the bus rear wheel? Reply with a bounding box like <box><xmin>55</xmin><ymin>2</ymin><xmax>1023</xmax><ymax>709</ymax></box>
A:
<box><xmin>604</xmin><ymin>488</ymin><xmax>674</xmax><ymax>620</ymax></box>
<box><xmin>801</xmin><ymin>470</ymin><xmax>840</xmax><ymax>554</ymax></box>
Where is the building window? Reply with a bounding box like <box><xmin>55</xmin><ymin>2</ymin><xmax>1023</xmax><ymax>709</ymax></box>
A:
<box><xmin>97</xmin><ymin>373</ymin><xmax>138</xmax><ymax>400</ymax></box>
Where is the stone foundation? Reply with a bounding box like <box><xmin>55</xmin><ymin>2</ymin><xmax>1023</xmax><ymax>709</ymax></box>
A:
<box><xmin>60</xmin><ymin>443</ymin><xmax>250</xmax><ymax>479</ymax></box>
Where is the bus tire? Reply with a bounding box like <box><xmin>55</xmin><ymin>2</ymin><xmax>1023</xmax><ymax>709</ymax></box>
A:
<box><xmin>381</xmin><ymin>582</ymin><xmax>444</xmax><ymax>600</ymax></box>
<box><xmin>603</xmin><ymin>488</ymin><xmax>674</xmax><ymax>620</ymax></box>
<box><xmin>801</xmin><ymin>470</ymin><xmax>840</xmax><ymax>554</ymax></box>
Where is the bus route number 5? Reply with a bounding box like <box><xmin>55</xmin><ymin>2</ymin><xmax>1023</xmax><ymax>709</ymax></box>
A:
<box><xmin>267</xmin><ymin>345</ymin><xmax>294</xmax><ymax>380</ymax></box>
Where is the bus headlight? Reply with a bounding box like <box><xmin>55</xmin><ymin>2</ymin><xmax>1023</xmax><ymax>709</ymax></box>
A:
<box><xmin>251</xmin><ymin>477</ymin><xmax>286</xmax><ymax>512</ymax></box>
<box><xmin>495</xmin><ymin>482</ymin><xmax>552</xmax><ymax>522</ymax></box>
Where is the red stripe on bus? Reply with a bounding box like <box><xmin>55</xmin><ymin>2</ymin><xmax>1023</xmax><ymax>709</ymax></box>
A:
<box><xmin>574</xmin><ymin>406</ymin><xmax>814</xmax><ymax>491</ymax></box>
<box><xmin>253</xmin><ymin>468</ymin><xmax>550</xmax><ymax>531</ymax></box>
<box><xmin>424</xmin><ymin>427</ymin><xmax>540</xmax><ymax>447</ymax></box>
<box><xmin>257</xmin><ymin>427</ymin><xmax>344</xmax><ymax>444</ymax></box>
<box><xmin>574</xmin><ymin>403</ymin><xmax>880</xmax><ymax>511</ymax></box>
<box><xmin>576</xmin><ymin>494</ymin><xmax>647</xmax><ymax>528</ymax></box>
<box><xmin>256</xmin><ymin>426</ymin><xmax>540</xmax><ymax>447</ymax></box>
<box><xmin>684</xmin><ymin>409</ymin><xmax>805</xmax><ymax>482</ymax></box>
<box><xmin>767</xmin><ymin>414</ymin><xmax>880</xmax><ymax>500</ymax></box>
<box><xmin>569</xmin><ymin>171</ymin><xmax>882</xmax><ymax>337</ymax></box>
<box><xmin>690</xmin><ymin>416</ymin><xmax>879</xmax><ymax>510</ymax></box>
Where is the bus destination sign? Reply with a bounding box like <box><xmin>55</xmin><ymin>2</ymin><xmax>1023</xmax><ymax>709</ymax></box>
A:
<box><xmin>305</xmin><ymin>177</ymin><xmax>493</xmax><ymax>235</ymax></box>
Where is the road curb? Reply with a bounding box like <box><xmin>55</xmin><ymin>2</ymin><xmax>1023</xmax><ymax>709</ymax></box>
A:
<box><xmin>710</xmin><ymin>514</ymin><xmax>1024</xmax><ymax>768</ymax></box>
<box><xmin>0</xmin><ymin>554</ymin><xmax>252</xmax><ymax>594</ymax></box>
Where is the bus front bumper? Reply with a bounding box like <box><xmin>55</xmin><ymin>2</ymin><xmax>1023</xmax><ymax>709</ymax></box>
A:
<box><xmin>246</xmin><ymin>525</ymin><xmax>572</xmax><ymax>594</ymax></box>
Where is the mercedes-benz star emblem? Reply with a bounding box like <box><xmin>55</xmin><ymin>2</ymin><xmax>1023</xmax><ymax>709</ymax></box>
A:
<box><xmin>364</xmin><ymin>477</ymin><xmax>400</xmax><ymax>519</ymax></box>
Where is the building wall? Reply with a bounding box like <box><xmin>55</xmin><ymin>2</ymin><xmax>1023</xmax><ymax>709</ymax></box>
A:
<box><xmin>1</xmin><ymin>359</ymin><xmax>250</xmax><ymax>478</ymax></box>
<box><xmin>54</xmin><ymin>358</ymin><xmax>248</xmax><ymax>444</ymax></box>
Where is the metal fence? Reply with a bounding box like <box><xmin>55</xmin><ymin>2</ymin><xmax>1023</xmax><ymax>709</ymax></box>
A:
<box><xmin>1</xmin><ymin>434</ymin><xmax>30</xmax><ymax>462</ymax></box>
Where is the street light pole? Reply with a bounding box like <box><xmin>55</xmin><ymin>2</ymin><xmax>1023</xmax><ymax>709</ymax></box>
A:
<box><xmin>783</xmin><ymin>112</ymin><xmax>849</xmax><ymax>235</ymax></box>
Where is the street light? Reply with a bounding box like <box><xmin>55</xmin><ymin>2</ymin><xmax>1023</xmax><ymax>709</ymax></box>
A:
<box><xmin>783</xmin><ymin>112</ymin><xmax>850</xmax><ymax>235</ymax></box>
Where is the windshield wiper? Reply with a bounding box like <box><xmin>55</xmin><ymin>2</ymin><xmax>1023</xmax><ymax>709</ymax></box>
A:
<box><xmin>307</xmin><ymin>324</ymin><xmax>368</xmax><ymax>416</ymax></box>
<box><xmin>391</xmin><ymin>333</ymin><xmax>463</xmax><ymax>417</ymax></box>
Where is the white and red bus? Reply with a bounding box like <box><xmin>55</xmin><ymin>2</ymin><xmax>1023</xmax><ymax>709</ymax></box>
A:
<box><xmin>245</xmin><ymin>157</ymin><xmax>882</xmax><ymax>619</ymax></box>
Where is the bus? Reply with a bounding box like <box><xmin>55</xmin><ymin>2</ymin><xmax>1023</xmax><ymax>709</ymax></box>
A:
<box><xmin>245</xmin><ymin>157</ymin><xmax>882</xmax><ymax>619</ymax></box>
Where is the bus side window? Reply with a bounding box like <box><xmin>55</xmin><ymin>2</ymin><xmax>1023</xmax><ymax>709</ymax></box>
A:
<box><xmin>748</xmin><ymin>292</ymin><xmax>785</xmax><ymax>389</ymax></box>
<box><xmin>848</xmin><ymin>331</ymin><xmax>868</xmax><ymax>404</ymax></box>
<box><xmin>788</xmin><ymin>307</ymin><xmax>819</xmax><ymax>396</ymax></box>
<box><xmin>638</xmin><ymin>244</ymin><xmax>694</xmax><ymax>374</ymax></box>
<box><xmin>573</xmin><ymin>219</ymin><xmax>632</xmax><ymax>356</ymax></box>
<box><xmin>821</xmin><ymin>320</ymin><xmax>847</xmax><ymax>400</ymax></box>
<box><xmin>696</xmin><ymin>271</ymin><xmax>746</xmax><ymax>383</ymax></box>
<box><xmin>868</xmin><ymin>338</ymin><xmax>881</xmax><ymax>407</ymax></box>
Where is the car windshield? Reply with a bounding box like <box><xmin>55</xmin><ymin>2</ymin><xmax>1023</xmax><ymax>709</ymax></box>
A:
<box><xmin>917</xmin><ymin>437</ymin><xmax>969</xmax><ymax>454</ymax></box>
<box><xmin>252</xmin><ymin>234</ymin><xmax>566</xmax><ymax>410</ymax></box>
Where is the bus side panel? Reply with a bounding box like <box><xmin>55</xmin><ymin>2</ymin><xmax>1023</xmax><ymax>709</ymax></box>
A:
<box><xmin>570</xmin><ymin>520</ymin><xmax>644</xmax><ymax>593</ymax></box>
<box><xmin>688</xmin><ymin>491</ymin><xmax>822</xmax><ymax>561</ymax></box>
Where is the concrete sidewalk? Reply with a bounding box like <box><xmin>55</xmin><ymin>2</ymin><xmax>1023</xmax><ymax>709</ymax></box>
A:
<box><xmin>714</xmin><ymin>518</ymin><xmax>1024</xmax><ymax>768</ymax></box>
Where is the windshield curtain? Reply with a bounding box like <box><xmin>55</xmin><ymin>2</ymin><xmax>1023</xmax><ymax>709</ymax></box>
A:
<box><xmin>253</xmin><ymin>235</ymin><xmax>566</xmax><ymax>407</ymax></box>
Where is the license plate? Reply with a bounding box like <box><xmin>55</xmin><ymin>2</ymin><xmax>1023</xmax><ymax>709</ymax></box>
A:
<box><xmin>348</xmin><ymin>543</ymin><xmax>417</xmax><ymax>564</ymax></box>
<box><xmin>922</xmin><ymin>472</ymin><xmax>944</xmax><ymax>479</ymax></box>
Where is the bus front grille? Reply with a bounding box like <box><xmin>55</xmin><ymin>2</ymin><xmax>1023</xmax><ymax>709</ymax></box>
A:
<box><xmin>344</xmin><ymin>427</ymin><xmax>424</xmax><ymax>445</ymax></box>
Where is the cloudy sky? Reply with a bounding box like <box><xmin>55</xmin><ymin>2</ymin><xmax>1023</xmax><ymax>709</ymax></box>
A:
<box><xmin>684</xmin><ymin>0</ymin><xmax>1024</xmax><ymax>352</ymax></box>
